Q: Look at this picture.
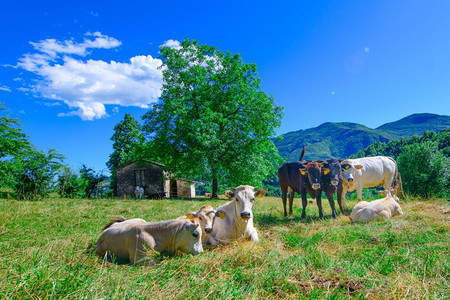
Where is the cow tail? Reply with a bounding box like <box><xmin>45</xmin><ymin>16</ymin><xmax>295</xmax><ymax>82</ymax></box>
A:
<box><xmin>299</xmin><ymin>145</ymin><xmax>306</xmax><ymax>161</ymax></box>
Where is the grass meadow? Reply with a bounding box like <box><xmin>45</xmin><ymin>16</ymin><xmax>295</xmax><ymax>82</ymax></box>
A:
<box><xmin>0</xmin><ymin>194</ymin><xmax>448</xmax><ymax>299</ymax></box>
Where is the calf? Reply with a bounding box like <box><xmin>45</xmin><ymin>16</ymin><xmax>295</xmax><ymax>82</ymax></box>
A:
<box><xmin>278</xmin><ymin>161</ymin><xmax>328</xmax><ymax>218</ymax></box>
<box><xmin>180</xmin><ymin>205</ymin><xmax>226</xmax><ymax>246</ymax></box>
<box><xmin>350</xmin><ymin>189</ymin><xmax>403</xmax><ymax>223</ymax></box>
<box><xmin>207</xmin><ymin>185</ymin><xmax>265</xmax><ymax>246</ymax></box>
<box><xmin>96</xmin><ymin>215</ymin><xmax>203</xmax><ymax>265</ymax></box>
<box><xmin>340</xmin><ymin>156</ymin><xmax>399</xmax><ymax>203</ymax></box>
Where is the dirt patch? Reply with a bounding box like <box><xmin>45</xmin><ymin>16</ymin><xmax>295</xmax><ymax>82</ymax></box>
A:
<box><xmin>291</xmin><ymin>274</ymin><xmax>366</xmax><ymax>295</ymax></box>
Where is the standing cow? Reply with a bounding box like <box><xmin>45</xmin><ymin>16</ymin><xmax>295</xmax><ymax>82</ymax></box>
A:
<box><xmin>135</xmin><ymin>186</ymin><xmax>144</xmax><ymax>199</ymax></box>
<box><xmin>340</xmin><ymin>156</ymin><xmax>399</xmax><ymax>204</ymax></box>
<box><xmin>278</xmin><ymin>160</ymin><xmax>329</xmax><ymax>218</ymax></box>
<box><xmin>318</xmin><ymin>158</ymin><xmax>347</xmax><ymax>218</ymax></box>
<box><xmin>207</xmin><ymin>185</ymin><xmax>265</xmax><ymax>246</ymax></box>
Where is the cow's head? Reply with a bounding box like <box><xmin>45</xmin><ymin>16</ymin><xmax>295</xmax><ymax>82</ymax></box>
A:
<box><xmin>340</xmin><ymin>159</ymin><xmax>363</xmax><ymax>184</ymax></box>
<box><xmin>299</xmin><ymin>162</ymin><xmax>329</xmax><ymax>190</ymax></box>
<box><xmin>226</xmin><ymin>185</ymin><xmax>266</xmax><ymax>221</ymax></box>
<box><xmin>322</xmin><ymin>158</ymin><xmax>341</xmax><ymax>186</ymax></box>
<box><xmin>177</xmin><ymin>215</ymin><xmax>203</xmax><ymax>255</ymax></box>
<box><xmin>378</xmin><ymin>188</ymin><xmax>400</xmax><ymax>203</ymax></box>
<box><xmin>187</xmin><ymin>205</ymin><xmax>226</xmax><ymax>236</ymax></box>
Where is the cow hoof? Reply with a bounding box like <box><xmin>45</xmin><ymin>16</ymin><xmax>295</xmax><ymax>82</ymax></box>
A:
<box><xmin>331</xmin><ymin>212</ymin><xmax>337</xmax><ymax>219</ymax></box>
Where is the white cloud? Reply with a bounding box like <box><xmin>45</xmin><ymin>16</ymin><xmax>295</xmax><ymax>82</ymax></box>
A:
<box><xmin>0</xmin><ymin>85</ymin><xmax>11</xmax><ymax>92</ymax></box>
<box><xmin>17</xmin><ymin>32</ymin><xmax>167</xmax><ymax>120</ymax></box>
<box><xmin>161</xmin><ymin>39</ymin><xmax>181</xmax><ymax>49</ymax></box>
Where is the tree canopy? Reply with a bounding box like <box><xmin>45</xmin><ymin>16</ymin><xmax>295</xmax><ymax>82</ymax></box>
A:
<box><xmin>142</xmin><ymin>39</ymin><xmax>283</xmax><ymax>196</ymax></box>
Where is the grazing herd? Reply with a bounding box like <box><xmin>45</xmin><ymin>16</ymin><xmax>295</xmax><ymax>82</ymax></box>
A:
<box><xmin>96</xmin><ymin>149</ymin><xmax>404</xmax><ymax>265</ymax></box>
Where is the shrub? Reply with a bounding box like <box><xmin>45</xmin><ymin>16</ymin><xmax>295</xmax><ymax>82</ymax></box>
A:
<box><xmin>397</xmin><ymin>141</ymin><xmax>449</xmax><ymax>198</ymax></box>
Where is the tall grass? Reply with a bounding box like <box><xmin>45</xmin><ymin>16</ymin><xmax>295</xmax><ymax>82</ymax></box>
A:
<box><xmin>0</xmin><ymin>195</ymin><xmax>448</xmax><ymax>299</ymax></box>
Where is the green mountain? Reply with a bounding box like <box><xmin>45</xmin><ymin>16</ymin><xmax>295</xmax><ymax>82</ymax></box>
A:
<box><xmin>274</xmin><ymin>113</ymin><xmax>450</xmax><ymax>161</ymax></box>
<box><xmin>376</xmin><ymin>113</ymin><xmax>450</xmax><ymax>137</ymax></box>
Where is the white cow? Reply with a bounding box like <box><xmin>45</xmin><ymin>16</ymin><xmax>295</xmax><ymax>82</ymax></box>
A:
<box><xmin>207</xmin><ymin>185</ymin><xmax>266</xmax><ymax>246</ymax></box>
<box><xmin>135</xmin><ymin>186</ymin><xmax>144</xmax><ymax>199</ymax></box>
<box><xmin>350</xmin><ymin>189</ymin><xmax>403</xmax><ymax>223</ymax></box>
<box><xmin>340</xmin><ymin>156</ymin><xmax>398</xmax><ymax>203</ymax></box>
<box><xmin>96</xmin><ymin>215</ymin><xmax>203</xmax><ymax>265</ymax></box>
<box><xmin>179</xmin><ymin>205</ymin><xmax>226</xmax><ymax>246</ymax></box>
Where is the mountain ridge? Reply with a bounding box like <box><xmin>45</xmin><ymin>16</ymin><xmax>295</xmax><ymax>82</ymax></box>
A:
<box><xmin>274</xmin><ymin>113</ymin><xmax>450</xmax><ymax>161</ymax></box>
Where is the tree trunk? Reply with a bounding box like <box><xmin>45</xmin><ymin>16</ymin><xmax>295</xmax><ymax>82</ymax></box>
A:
<box><xmin>212</xmin><ymin>168</ymin><xmax>218</xmax><ymax>198</ymax></box>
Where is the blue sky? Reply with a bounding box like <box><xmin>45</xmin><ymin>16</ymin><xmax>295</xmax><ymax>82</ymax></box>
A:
<box><xmin>1</xmin><ymin>0</ymin><xmax>449</xmax><ymax>174</ymax></box>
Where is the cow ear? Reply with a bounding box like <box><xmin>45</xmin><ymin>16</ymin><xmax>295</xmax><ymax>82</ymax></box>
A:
<box><xmin>323</xmin><ymin>168</ymin><xmax>330</xmax><ymax>175</ymax></box>
<box><xmin>186</xmin><ymin>212</ymin><xmax>196</xmax><ymax>220</ymax></box>
<box><xmin>224</xmin><ymin>190</ymin><xmax>235</xmax><ymax>199</ymax></box>
<box><xmin>299</xmin><ymin>168</ymin><xmax>307</xmax><ymax>175</ymax></box>
<box><xmin>355</xmin><ymin>164</ymin><xmax>363</xmax><ymax>170</ymax></box>
<box><xmin>378</xmin><ymin>190</ymin><xmax>386</xmax><ymax>197</ymax></box>
<box><xmin>254</xmin><ymin>189</ymin><xmax>266</xmax><ymax>199</ymax></box>
<box><xmin>216</xmin><ymin>210</ymin><xmax>226</xmax><ymax>219</ymax></box>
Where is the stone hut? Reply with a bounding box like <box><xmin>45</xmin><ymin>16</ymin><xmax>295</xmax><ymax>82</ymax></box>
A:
<box><xmin>116</xmin><ymin>161</ymin><xmax>196</xmax><ymax>199</ymax></box>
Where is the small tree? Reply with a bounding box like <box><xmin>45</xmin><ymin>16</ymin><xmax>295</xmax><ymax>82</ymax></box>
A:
<box><xmin>13</xmin><ymin>149</ymin><xmax>64</xmax><ymax>200</ymax></box>
<box><xmin>397</xmin><ymin>141</ymin><xmax>450</xmax><ymax>198</ymax></box>
<box><xmin>143</xmin><ymin>38</ymin><xmax>283</xmax><ymax>197</ymax></box>
<box><xmin>107</xmin><ymin>113</ymin><xmax>144</xmax><ymax>195</ymax></box>
<box><xmin>79</xmin><ymin>164</ymin><xmax>108</xmax><ymax>198</ymax></box>
<box><xmin>58</xmin><ymin>166</ymin><xmax>87</xmax><ymax>198</ymax></box>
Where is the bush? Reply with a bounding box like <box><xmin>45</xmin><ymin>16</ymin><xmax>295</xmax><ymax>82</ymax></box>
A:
<box><xmin>397</xmin><ymin>141</ymin><xmax>450</xmax><ymax>198</ymax></box>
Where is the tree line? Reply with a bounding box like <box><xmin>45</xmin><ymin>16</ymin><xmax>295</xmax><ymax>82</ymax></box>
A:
<box><xmin>0</xmin><ymin>103</ymin><xmax>108</xmax><ymax>200</ymax></box>
<box><xmin>351</xmin><ymin>128</ymin><xmax>449</xmax><ymax>198</ymax></box>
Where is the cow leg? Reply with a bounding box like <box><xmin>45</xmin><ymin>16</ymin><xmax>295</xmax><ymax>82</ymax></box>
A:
<box><xmin>357</xmin><ymin>185</ymin><xmax>363</xmax><ymax>202</ymax></box>
<box><xmin>300</xmin><ymin>190</ymin><xmax>308</xmax><ymax>218</ymax></box>
<box><xmin>325</xmin><ymin>192</ymin><xmax>337</xmax><ymax>219</ymax></box>
<box><xmin>316</xmin><ymin>192</ymin><xmax>324</xmax><ymax>219</ymax></box>
<box><xmin>280</xmin><ymin>183</ymin><xmax>288</xmax><ymax>217</ymax></box>
<box><xmin>288</xmin><ymin>187</ymin><xmax>295</xmax><ymax>216</ymax></box>
<box><xmin>337</xmin><ymin>185</ymin><xmax>348</xmax><ymax>215</ymax></box>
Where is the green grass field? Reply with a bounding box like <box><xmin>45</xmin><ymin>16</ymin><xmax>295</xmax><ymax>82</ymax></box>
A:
<box><xmin>0</xmin><ymin>195</ymin><xmax>448</xmax><ymax>299</ymax></box>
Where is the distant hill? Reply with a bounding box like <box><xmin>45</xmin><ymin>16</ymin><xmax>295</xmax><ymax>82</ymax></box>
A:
<box><xmin>274</xmin><ymin>113</ymin><xmax>450</xmax><ymax>161</ymax></box>
<box><xmin>376</xmin><ymin>113</ymin><xmax>450</xmax><ymax>137</ymax></box>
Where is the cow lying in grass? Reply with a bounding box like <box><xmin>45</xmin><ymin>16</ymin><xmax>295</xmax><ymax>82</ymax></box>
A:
<box><xmin>350</xmin><ymin>188</ymin><xmax>403</xmax><ymax>223</ymax></box>
<box><xmin>96</xmin><ymin>215</ymin><xmax>203</xmax><ymax>265</ymax></box>
<box><xmin>207</xmin><ymin>185</ymin><xmax>265</xmax><ymax>246</ymax></box>
<box><xmin>179</xmin><ymin>205</ymin><xmax>226</xmax><ymax>246</ymax></box>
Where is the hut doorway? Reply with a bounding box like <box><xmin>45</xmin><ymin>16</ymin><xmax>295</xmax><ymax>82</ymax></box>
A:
<box><xmin>170</xmin><ymin>180</ymin><xmax>178</xmax><ymax>198</ymax></box>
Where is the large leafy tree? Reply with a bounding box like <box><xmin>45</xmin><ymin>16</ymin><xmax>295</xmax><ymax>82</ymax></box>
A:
<box><xmin>107</xmin><ymin>113</ymin><xmax>144</xmax><ymax>195</ymax></box>
<box><xmin>142</xmin><ymin>39</ymin><xmax>283</xmax><ymax>197</ymax></box>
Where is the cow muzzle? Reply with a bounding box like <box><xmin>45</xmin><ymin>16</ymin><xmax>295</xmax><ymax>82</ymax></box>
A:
<box><xmin>240</xmin><ymin>211</ymin><xmax>251</xmax><ymax>220</ymax></box>
<box><xmin>204</xmin><ymin>227</ymin><xmax>213</xmax><ymax>234</ymax></box>
<box><xmin>312</xmin><ymin>183</ymin><xmax>320</xmax><ymax>190</ymax></box>
<box><xmin>347</xmin><ymin>178</ymin><xmax>354</xmax><ymax>182</ymax></box>
<box><xmin>331</xmin><ymin>180</ymin><xmax>339</xmax><ymax>186</ymax></box>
